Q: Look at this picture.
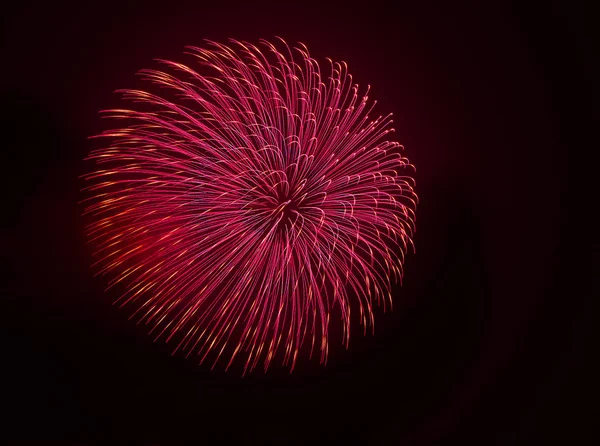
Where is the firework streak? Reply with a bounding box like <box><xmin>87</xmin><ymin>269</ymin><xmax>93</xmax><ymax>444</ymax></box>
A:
<box><xmin>82</xmin><ymin>38</ymin><xmax>417</xmax><ymax>373</ymax></box>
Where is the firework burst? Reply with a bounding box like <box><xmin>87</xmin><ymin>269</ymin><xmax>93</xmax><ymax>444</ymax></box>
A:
<box><xmin>82</xmin><ymin>38</ymin><xmax>417</xmax><ymax>373</ymax></box>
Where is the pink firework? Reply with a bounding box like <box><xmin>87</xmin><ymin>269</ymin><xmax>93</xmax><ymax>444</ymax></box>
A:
<box><xmin>82</xmin><ymin>38</ymin><xmax>417</xmax><ymax>373</ymax></box>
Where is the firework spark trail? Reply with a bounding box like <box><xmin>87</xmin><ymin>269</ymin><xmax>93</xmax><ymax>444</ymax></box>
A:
<box><xmin>82</xmin><ymin>37</ymin><xmax>417</xmax><ymax>373</ymax></box>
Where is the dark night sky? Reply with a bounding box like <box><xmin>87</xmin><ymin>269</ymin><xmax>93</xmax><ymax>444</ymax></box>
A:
<box><xmin>1</xmin><ymin>0</ymin><xmax>593</xmax><ymax>444</ymax></box>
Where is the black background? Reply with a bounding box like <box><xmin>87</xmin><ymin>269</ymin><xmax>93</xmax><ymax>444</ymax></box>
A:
<box><xmin>2</xmin><ymin>0</ymin><xmax>593</xmax><ymax>444</ymax></box>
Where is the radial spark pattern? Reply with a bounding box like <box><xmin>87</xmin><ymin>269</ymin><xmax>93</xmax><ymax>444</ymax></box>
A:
<box><xmin>82</xmin><ymin>38</ymin><xmax>417</xmax><ymax>373</ymax></box>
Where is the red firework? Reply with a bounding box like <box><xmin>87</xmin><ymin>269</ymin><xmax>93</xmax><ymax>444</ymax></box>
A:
<box><xmin>82</xmin><ymin>38</ymin><xmax>417</xmax><ymax>373</ymax></box>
